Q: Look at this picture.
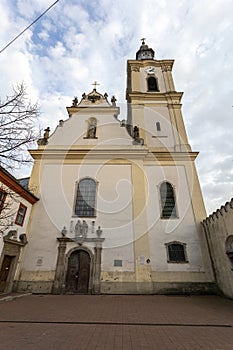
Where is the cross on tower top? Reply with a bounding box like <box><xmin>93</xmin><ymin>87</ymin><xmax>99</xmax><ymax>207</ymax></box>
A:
<box><xmin>92</xmin><ymin>81</ymin><xmax>100</xmax><ymax>90</ymax></box>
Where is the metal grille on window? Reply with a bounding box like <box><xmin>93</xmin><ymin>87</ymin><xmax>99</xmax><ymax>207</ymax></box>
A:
<box><xmin>168</xmin><ymin>244</ymin><xmax>186</xmax><ymax>262</ymax></box>
<box><xmin>160</xmin><ymin>182</ymin><xmax>177</xmax><ymax>218</ymax></box>
<box><xmin>75</xmin><ymin>179</ymin><xmax>96</xmax><ymax>217</ymax></box>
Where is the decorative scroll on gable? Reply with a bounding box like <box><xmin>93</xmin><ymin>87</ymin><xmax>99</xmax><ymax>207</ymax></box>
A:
<box><xmin>78</xmin><ymin>88</ymin><xmax>111</xmax><ymax>107</ymax></box>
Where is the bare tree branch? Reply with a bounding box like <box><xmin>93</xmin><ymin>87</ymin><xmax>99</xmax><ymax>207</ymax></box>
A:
<box><xmin>0</xmin><ymin>83</ymin><xmax>40</xmax><ymax>169</ymax></box>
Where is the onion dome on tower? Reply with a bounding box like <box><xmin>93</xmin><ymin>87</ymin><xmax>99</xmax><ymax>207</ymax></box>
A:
<box><xmin>136</xmin><ymin>38</ymin><xmax>155</xmax><ymax>60</ymax></box>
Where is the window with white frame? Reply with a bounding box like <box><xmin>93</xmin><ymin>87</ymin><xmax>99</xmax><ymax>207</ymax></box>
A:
<box><xmin>15</xmin><ymin>203</ymin><xmax>27</xmax><ymax>226</ymax></box>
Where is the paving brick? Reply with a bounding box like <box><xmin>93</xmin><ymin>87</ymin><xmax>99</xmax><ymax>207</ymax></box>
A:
<box><xmin>0</xmin><ymin>294</ymin><xmax>232</xmax><ymax>349</ymax></box>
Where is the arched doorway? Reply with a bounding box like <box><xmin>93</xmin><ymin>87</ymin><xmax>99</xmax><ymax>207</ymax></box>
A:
<box><xmin>65</xmin><ymin>249</ymin><xmax>91</xmax><ymax>293</ymax></box>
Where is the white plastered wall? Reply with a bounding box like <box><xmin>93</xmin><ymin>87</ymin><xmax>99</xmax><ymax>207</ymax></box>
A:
<box><xmin>47</xmin><ymin>110</ymin><xmax>133</xmax><ymax>148</ymax></box>
<box><xmin>21</xmin><ymin>162</ymin><xmax>135</xmax><ymax>274</ymax></box>
<box><xmin>145</xmin><ymin>165</ymin><xmax>205</xmax><ymax>273</ymax></box>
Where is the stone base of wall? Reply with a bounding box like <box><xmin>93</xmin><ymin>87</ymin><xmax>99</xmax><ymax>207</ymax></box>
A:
<box><xmin>13</xmin><ymin>281</ymin><xmax>53</xmax><ymax>294</ymax></box>
<box><xmin>100</xmin><ymin>282</ymin><xmax>219</xmax><ymax>295</ymax></box>
<box><xmin>13</xmin><ymin>280</ymin><xmax>218</xmax><ymax>295</ymax></box>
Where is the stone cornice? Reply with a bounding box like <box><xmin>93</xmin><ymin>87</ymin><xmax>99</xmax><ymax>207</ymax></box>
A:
<box><xmin>126</xmin><ymin>91</ymin><xmax>183</xmax><ymax>103</ymax></box>
<box><xmin>127</xmin><ymin>59</ymin><xmax>174</xmax><ymax>71</ymax></box>
<box><xmin>29</xmin><ymin>147</ymin><xmax>149</xmax><ymax>160</ymax></box>
<box><xmin>29</xmin><ymin>147</ymin><xmax>198</xmax><ymax>162</ymax></box>
<box><xmin>57</xmin><ymin>237</ymin><xmax>105</xmax><ymax>244</ymax></box>
<box><xmin>66</xmin><ymin>106</ymin><xmax>120</xmax><ymax>117</ymax></box>
<box><xmin>145</xmin><ymin>151</ymin><xmax>198</xmax><ymax>162</ymax></box>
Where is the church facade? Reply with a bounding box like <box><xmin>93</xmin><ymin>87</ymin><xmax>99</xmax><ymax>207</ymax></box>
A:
<box><xmin>14</xmin><ymin>41</ymin><xmax>215</xmax><ymax>294</ymax></box>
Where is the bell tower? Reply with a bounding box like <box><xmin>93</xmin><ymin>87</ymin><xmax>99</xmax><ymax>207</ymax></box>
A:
<box><xmin>126</xmin><ymin>39</ymin><xmax>191</xmax><ymax>152</ymax></box>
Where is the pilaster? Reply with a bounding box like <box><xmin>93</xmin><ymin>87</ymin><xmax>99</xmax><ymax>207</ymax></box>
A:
<box><xmin>131</xmin><ymin>161</ymin><xmax>152</xmax><ymax>289</ymax></box>
<box><xmin>52</xmin><ymin>238</ymin><xmax>67</xmax><ymax>294</ymax></box>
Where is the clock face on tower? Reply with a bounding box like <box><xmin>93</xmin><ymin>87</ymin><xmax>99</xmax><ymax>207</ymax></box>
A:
<box><xmin>145</xmin><ymin>66</ymin><xmax>156</xmax><ymax>74</ymax></box>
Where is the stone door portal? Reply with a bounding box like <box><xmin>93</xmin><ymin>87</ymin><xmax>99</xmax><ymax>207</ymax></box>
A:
<box><xmin>65</xmin><ymin>250</ymin><xmax>90</xmax><ymax>293</ymax></box>
<box><xmin>0</xmin><ymin>255</ymin><xmax>14</xmax><ymax>292</ymax></box>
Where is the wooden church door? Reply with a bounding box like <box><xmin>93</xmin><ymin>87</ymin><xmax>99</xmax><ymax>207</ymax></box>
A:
<box><xmin>66</xmin><ymin>250</ymin><xmax>90</xmax><ymax>293</ymax></box>
<box><xmin>0</xmin><ymin>255</ymin><xmax>14</xmax><ymax>292</ymax></box>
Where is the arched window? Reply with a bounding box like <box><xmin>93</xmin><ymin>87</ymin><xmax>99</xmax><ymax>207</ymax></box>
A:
<box><xmin>75</xmin><ymin>178</ymin><xmax>96</xmax><ymax>217</ymax></box>
<box><xmin>160</xmin><ymin>182</ymin><xmax>177</xmax><ymax>219</ymax></box>
<box><xmin>166</xmin><ymin>242</ymin><xmax>187</xmax><ymax>263</ymax></box>
<box><xmin>226</xmin><ymin>235</ymin><xmax>233</xmax><ymax>270</ymax></box>
<box><xmin>147</xmin><ymin>76</ymin><xmax>159</xmax><ymax>91</ymax></box>
<box><xmin>156</xmin><ymin>122</ymin><xmax>161</xmax><ymax>132</ymax></box>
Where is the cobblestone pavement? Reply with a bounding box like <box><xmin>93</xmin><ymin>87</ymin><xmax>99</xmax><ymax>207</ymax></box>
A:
<box><xmin>0</xmin><ymin>294</ymin><xmax>232</xmax><ymax>349</ymax></box>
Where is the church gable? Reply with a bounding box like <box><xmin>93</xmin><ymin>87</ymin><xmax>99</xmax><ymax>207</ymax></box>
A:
<box><xmin>42</xmin><ymin>87</ymin><xmax>133</xmax><ymax>148</ymax></box>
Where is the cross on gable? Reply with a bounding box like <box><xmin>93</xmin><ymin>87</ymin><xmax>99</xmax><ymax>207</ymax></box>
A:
<box><xmin>92</xmin><ymin>81</ymin><xmax>100</xmax><ymax>90</ymax></box>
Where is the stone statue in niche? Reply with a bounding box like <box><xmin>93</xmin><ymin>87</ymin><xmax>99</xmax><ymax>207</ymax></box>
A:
<box><xmin>87</xmin><ymin>124</ymin><xmax>96</xmax><ymax>138</ymax></box>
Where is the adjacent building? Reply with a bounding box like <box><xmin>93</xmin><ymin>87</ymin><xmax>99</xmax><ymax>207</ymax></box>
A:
<box><xmin>202</xmin><ymin>200</ymin><xmax>233</xmax><ymax>299</ymax></box>
<box><xmin>0</xmin><ymin>166</ymin><xmax>38</xmax><ymax>293</ymax></box>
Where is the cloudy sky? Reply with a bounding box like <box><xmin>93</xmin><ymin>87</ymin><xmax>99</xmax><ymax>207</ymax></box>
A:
<box><xmin>0</xmin><ymin>0</ymin><xmax>232</xmax><ymax>215</ymax></box>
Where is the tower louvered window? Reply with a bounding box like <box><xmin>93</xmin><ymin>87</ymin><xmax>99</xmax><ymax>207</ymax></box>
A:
<box><xmin>160</xmin><ymin>182</ymin><xmax>177</xmax><ymax>219</ymax></box>
<box><xmin>75</xmin><ymin>178</ymin><xmax>96</xmax><ymax>217</ymax></box>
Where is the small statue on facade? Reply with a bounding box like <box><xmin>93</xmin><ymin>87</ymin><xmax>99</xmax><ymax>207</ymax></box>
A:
<box><xmin>37</xmin><ymin>127</ymin><xmax>50</xmax><ymax>145</ymax></box>
<box><xmin>87</xmin><ymin>124</ymin><xmax>96</xmax><ymax>138</ymax></box>
<box><xmin>82</xmin><ymin>93</ymin><xmax>86</xmax><ymax>99</ymax></box>
<box><xmin>91</xmin><ymin>221</ymin><xmax>95</xmax><ymax>234</ymax></box>
<box><xmin>96</xmin><ymin>226</ymin><xmax>102</xmax><ymax>238</ymax></box>
<box><xmin>19</xmin><ymin>233</ymin><xmax>27</xmax><ymax>244</ymax></box>
<box><xmin>43</xmin><ymin>127</ymin><xmax>50</xmax><ymax>141</ymax></box>
<box><xmin>82</xmin><ymin>220</ymin><xmax>88</xmax><ymax>238</ymax></box>
<box><xmin>104</xmin><ymin>93</ymin><xmax>108</xmax><ymax>99</ymax></box>
<box><xmin>133</xmin><ymin>126</ymin><xmax>139</xmax><ymax>139</ymax></box>
<box><xmin>111</xmin><ymin>95</ymin><xmax>117</xmax><ymax>106</ymax></box>
<box><xmin>61</xmin><ymin>226</ymin><xmax>67</xmax><ymax>237</ymax></box>
<box><xmin>59</xmin><ymin>120</ymin><xmax>64</xmax><ymax>127</ymax></box>
<box><xmin>75</xmin><ymin>220</ymin><xmax>82</xmax><ymax>238</ymax></box>
<box><xmin>72</xmin><ymin>96</ymin><xmax>78</xmax><ymax>107</ymax></box>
